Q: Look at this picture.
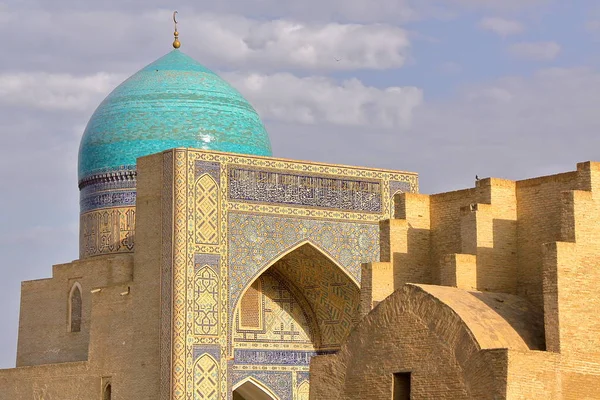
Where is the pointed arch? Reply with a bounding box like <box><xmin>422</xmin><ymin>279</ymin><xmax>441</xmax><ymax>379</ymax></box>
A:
<box><xmin>193</xmin><ymin>354</ymin><xmax>220</xmax><ymax>400</ymax></box>
<box><xmin>233</xmin><ymin>241</ymin><xmax>362</xmax><ymax>352</ymax></box>
<box><xmin>102</xmin><ymin>383</ymin><xmax>112</xmax><ymax>400</ymax></box>
<box><xmin>391</xmin><ymin>189</ymin><xmax>404</xmax><ymax>218</ymax></box>
<box><xmin>195</xmin><ymin>173</ymin><xmax>219</xmax><ymax>245</ymax></box>
<box><xmin>68</xmin><ymin>282</ymin><xmax>82</xmax><ymax>333</ymax></box>
<box><xmin>297</xmin><ymin>380</ymin><xmax>310</xmax><ymax>400</ymax></box>
<box><xmin>233</xmin><ymin>270</ymin><xmax>320</xmax><ymax>349</ymax></box>
<box><xmin>236</xmin><ymin>239</ymin><xmax>359</xmax><ymax>304</ymax></box>
<box><xmin>233</xmin><ymin>377</ymin><xmax>280</xmax><ymax>400</ymax></box>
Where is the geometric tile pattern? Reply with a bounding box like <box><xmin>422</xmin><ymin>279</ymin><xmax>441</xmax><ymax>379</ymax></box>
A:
<box><xmin>389</xmin><ymin>180</ymin><xmax>412</xmax><ymax>197</ymax></box>
<box><xmin>233</xmin><ymin>271</ymin><xmax>315</xmax><ymax>347</ymax></box>
<box><xmin>231</xmin><ymin>371</ymin><xmax>292</xmax><ymax>400</ymax></box>
<box><xmin>194</xmin><ymin>266</ymin><xmax>219</xmax><ymax>336</ymax></box>
<box><xmin>273</xmin><ymin>244</ymin><xmax>361</xmax><ymax>349</ymax></box>
<box><xmin>228</xmin><ymin>213</ymin><xmax>379</xmax><ymax>312</ymax></box>
<box><xmin>296</xmin><ymin>372</ymin><xmax>309</xmax><ymax>384</ymax></box>
<box><xmin>162</xmin><ymin>148</ymin><xmax>419</xmax><ymax>400</ymax></box>
<box><xmin>195</xmin><ymin>161</ymin><xmax>220</xmax><ymax>182</ymax></box>
<box><xmin>194</xmin><ymin>354</ymin><xmax>220</xmax><ymax>400</ymax></box>
<box><xmin>195</xmin><ymin>174</ymin><xmax>219</xmax><ymax>245</ymax></box>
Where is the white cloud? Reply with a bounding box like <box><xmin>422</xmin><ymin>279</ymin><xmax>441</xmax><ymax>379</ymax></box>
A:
<box><xmin>0</xmin><ymin>72</ymin><xmax>123</xmax><ymax>111</ymax></box>
<box><xmin>478</xmin><ymin>17</ymin><xmax>524</xmax><ymax>37</ymax></box>
<box><xmin>194</xmin><ymin>17</ymin><xmax>411</xmax><ymax>71</ymax></box>
<box><xmin>0</xmin><ymin>10</ymin><xmax>411</xmax><ymax>73</ymax></box>
<box><xmin>224</xmin><ymin>72</ymin><xmax>423</xmax><ymax>128</ymax></box>
<box><xmin>508</xmin><ymin>41</ymin><xmax>561</xmax><ymax>61</ymax></box>
<box><xmin>0</xmin><ymin>70</ymin><xmax>424</xmax><ymax>129</ymax></box>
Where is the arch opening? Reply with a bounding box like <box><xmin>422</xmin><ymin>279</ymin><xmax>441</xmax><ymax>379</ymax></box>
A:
<box><xmin>234</xmin><ymin>242</ymin><xmax>361</xmax><ymax>352</ymax></box>
<box><xmin>233</xmin><ymin>379</ymin><xmax>279</xmax><ymax>400</ymax></box>
<box><xmin>68</xmin><ymin>282</ymin><xmax>82</xmax><ymax>333</ymax></box>
<box><xmin>103</xmin><ymin>383</ymin><xmax>111</xmax><ymax>400</ymax></box>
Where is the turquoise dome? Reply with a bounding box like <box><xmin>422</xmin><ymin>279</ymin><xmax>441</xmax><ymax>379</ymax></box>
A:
<box><xmin>78</xmin><ymin>50</ymin><xmax>272</xmax><ymax>181</ymax></box>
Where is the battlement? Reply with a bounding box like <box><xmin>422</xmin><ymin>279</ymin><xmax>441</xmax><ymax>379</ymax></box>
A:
<box><xmin>365</xmin><ymin>161</ymin><xmax>600</xmax><ymax>359</ymax></box>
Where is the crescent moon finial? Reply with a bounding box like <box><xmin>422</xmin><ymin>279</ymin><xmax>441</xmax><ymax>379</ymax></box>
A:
<box><xmin>172</xmin><ymin>11</ymin><xmax>181</xmax><ymax>49</ymax></box>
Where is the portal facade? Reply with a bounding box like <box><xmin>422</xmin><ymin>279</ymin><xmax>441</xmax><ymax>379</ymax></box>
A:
<box><xmin>162</xmin><ymin>149</ymin><xmax>417</xmax><ymax>399</ymax></box>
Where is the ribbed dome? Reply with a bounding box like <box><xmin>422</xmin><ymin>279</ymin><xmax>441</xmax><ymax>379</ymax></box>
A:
<box><xmin>78</xmin><ymin>50</ymin><xmax>272</xmax><ymax>182</ymax></box>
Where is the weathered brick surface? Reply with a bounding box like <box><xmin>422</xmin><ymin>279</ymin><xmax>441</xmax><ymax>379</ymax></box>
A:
<box><xmin>310</xmin><ymin>284</ymin><xmax>543</xmax><ymax>400</ymax></box>
<box><xmin>0</xmin><ymin>153</ymin><xmax>165</xmax><ymax>399</ymax></box>
<box><xmin>320</xmin><ymin>162</ymin><xmax>600</xmax><ymax>399</ymax></box>
<box><xmin>4</xmin><ymin>157</ymin><xmax>600</xmax><ymax>399</ymax></box>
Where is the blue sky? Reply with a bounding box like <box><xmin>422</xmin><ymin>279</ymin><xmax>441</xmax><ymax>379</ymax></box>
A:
<box><xmin>1</xmin><ymin>0</ymin><xmax>600</xmax><ymax>368</ymax></box>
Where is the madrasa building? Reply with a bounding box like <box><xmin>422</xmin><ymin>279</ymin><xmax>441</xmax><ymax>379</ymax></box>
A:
<box><xmin>1</xmin><ymin>21</ymin><xmax>600</xmax><ymax>400</ymax></box>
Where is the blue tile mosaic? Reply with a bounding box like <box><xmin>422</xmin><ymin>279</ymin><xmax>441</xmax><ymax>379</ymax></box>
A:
<box><xmin>234</xmin><ymin>350</ymin><xmax>317</xmax><ymax>366</ymax></box>
<box><xmin>78</xmin><ymin>50</ymin><xmax>272</xmax><ymax>182</ymax></box>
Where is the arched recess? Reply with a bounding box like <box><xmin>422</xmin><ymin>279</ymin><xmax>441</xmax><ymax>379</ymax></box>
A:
<box><xmin>234</xmin><ymin>241</ymin><xmax>361</xmax><ymax>352</ymax></box>
<box><xmin>68</xmin><ymin>282</ymin><xmax>82</xmax><ymax>333</ymax></box>
<box><xmin>233</xmin><ymin>377</ymin><xmax>279</xmax><ymax>400</ymax></box>
<box><xmin>391</xmin><ymin>190</ymin><xmax>404</xmax><ymax>218</ymax></box>
<box><xmin>238</xmin><ymin>239</ymin><xmax>360</xmax><ymax>300</ymax></box>
<box><xmin>102</xmin><ymin>383</ymin><xmax>112</xmax><ymax>400</ymax></box>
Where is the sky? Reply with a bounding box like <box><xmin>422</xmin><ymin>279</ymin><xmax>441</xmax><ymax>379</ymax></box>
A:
<box><xmin>1</xmin><ymin>0</ymin><xmax>599</xmax><ymax>368</ymax></box>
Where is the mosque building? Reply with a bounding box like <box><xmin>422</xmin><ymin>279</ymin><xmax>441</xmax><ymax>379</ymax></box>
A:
<box><xmin>1</xmin><ymin>16</ymin><xmax>600</xmax><ymax>400</ymax></box>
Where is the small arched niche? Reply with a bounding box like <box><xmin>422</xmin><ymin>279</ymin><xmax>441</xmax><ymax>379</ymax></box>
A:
<box><xmin>103</xmin><ymin>383</ymin><xmax>112</xmax><ymax>400</ymax></box>
<box><xmin>68</xmin><ymin>282</ymin><xmax>82</xmax><ymax>333</ymax></box>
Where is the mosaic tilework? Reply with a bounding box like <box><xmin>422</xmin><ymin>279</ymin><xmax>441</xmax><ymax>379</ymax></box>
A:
<box><xmin>234</xmin><ymin>350</ymin><xmax>316</xmax><ymax>366</ymax></box>
<box><xmin>79</xmin><ymin>174</ymin><xmax>137</xmax><ymax>213</ymax></box>
<box><xmin>163</xmin><ymin>148</ymin><xmax>420</xmax><ymax>400</ymax></box>
<box><xmin>231</xmin><ymin>371</ymin><xmax>291</xmax><ymax>400</ymax></box>
<box><xmin>296</xmin><ymin>372</ymin><xmax>309</xmax><ymax>384</ymax></box>
<box><xmin>194</xmin><ymin>267</ymin><xmax>219</xmax><ymax>336</ymax></box>
<box><xmin>193</xmin><ymin>346</ymin><xmax>221</xmax><ymax>361</ymax></box>
<box><xmin>228</xmin><ymin>168</ymin><xmax>382</xmax><ymax>213</ymax></box>
<box><xmin>172</xmin><ymin>150</ymin><xmax>188</xmax><ymax>399</ymax></box>
<box><xmin>195</xmin><ymin>175</ymin><xmax>219</xmax><ymax>245</ymax></box>
<box><xmin>78</xmin><ymin>50</ymin><xmax>271</xmax><ymax>182</ymax></box>
<box><xmin>233</xmin><ymin>271</ymin><xmax>315</xmax><ymax>347</ymax></box>
<box><xmin>195</xmin><ymin>161</ymin><xmax>221</xmax><ymax>182</ymax></box>
<box><xmin>80</xmin><ymin>190</ymin><xmax>137</xmax><ymax>213</ymax></box>
<box><xmin>389</xmin><ymin>180</ymin><xmax>412</xmax><ymax>197</ymax></box>
<box><xmin>272</xmin><ymin>244</ymin><xmax>361</xmax><ymax>350</ymax></box>
<box><xmin>194</xmin><ymin>354</ymin><xmax>220</xmax><ymax>400</ymax></box>
<box><xmin>228</xmin><ymin>213</ymin><xmax>379</xmax><ymax>310</ymax></box>
<box><xmin>79</xmin><ymin>207</ymin><xmax>135</xmax><ymax>258</ymax></box>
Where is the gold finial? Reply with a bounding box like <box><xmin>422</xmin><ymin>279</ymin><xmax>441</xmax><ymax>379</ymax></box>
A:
<box><xmin>173</xmin><ymin>11</ymin><xmax>181</xmax><ymax>49</ymax></box>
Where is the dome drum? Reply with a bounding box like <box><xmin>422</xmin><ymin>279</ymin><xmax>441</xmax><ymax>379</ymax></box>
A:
<box><xmin>77</xmin><ymin>50</ymin><xmax>272</xmax><ymax>258</ymax></box>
